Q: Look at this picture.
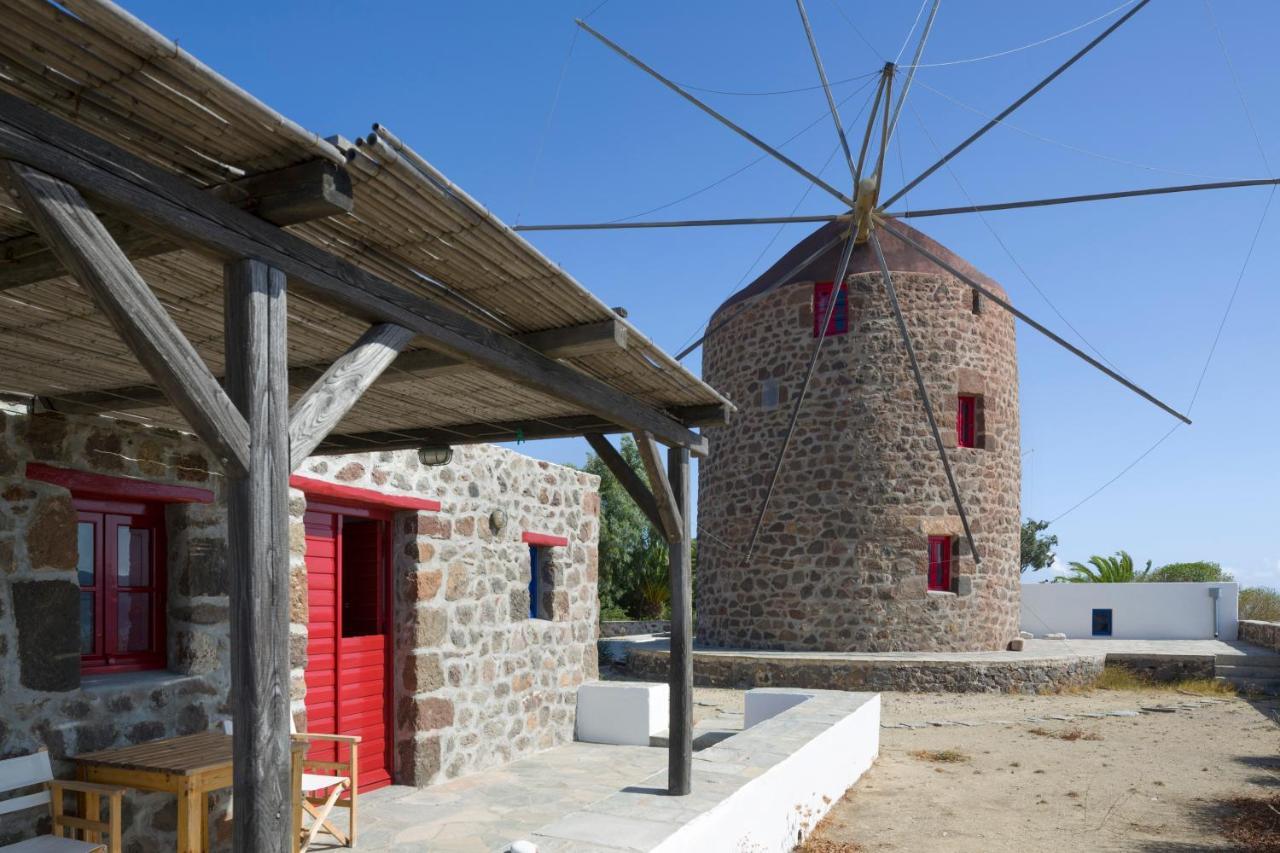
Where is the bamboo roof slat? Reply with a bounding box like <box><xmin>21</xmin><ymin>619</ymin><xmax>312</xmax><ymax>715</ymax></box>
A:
<box><xmin>0</xmin><ymin>0</ymin><xmax>730</xmax><ymax>447</ymax></box>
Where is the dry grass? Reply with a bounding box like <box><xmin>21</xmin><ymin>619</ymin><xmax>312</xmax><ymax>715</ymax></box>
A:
<box><xmin>796</xmin><ymin>840</ymin><xmax>864</xmax><ymax>853</ymax></box>
<box><xmin>1087</xmin><ymin>665</ymin><xmax>1236</xmax><ymax>696</ymax></box>
<box><xmin>909</xmin><ymin>748</ymin><xmax>969</xmax><ymax>763</ymax></box>
<box><xmin>1218</xmin><ymin>794</ymin><xmax>1280</xmax><ymax>852</ymax></box>
<box><xmin>1028</xmin><ymin>725</ymin><xmax>1103</xmax><ymax>742</ymax></box>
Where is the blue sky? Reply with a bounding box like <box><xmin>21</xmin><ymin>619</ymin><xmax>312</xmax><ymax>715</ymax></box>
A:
<box><xmin>124</xmin><ymin>1</ymin><xmax>1279</xmax><ymax>588</ymax></box>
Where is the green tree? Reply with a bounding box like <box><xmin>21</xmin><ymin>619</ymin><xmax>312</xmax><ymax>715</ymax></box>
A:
<box><xmin>1240</xmin><ymin>587</ymin><xmax>1280</xmax><ymax>622</ymax></box>
<box><xmin>1056</xmin><ymin>550</ymin><xmax>1151</xmax><ymax>583</ymax></box>
<box><xmin>1020</xmin><ymin>519</ymin><xmax>1058</xmax><ymax>574</ymax></box>
<box><xmin>1143</xmin><ymin>561</ymin><xmax>1233</xmax><ymax>583</ymax></box>
<box><xmin>579</xmin><ymin>435</ymin><xmax>667</xmax><ymax>617</ymax></box>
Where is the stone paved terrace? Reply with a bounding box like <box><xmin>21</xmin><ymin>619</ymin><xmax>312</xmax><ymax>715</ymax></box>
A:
<box><xmin>340</xmin><ymin>741</ymin><xmax>668</xmax><ymax>851</ymax></box>
<box><xmin>332</xmin><ymin>692</ymin><xmax>748</xmax><ymax>851</ymax></box>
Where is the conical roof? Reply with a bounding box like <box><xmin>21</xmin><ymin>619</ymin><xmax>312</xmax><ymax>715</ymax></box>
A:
<box><xmin>711</xmin><ymin>217</ymin><xmax>1008</xmax><ymax>320</ymax></box>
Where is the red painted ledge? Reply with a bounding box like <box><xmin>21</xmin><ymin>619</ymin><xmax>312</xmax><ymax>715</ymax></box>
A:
<box><xmin>523</xmin><ymin>531</ymin><xmax>569</xmax><ymax>547</ymax></box>
<box><xmin>25</xmin><ymin>462</ymin><xmax>215</xmax><ymax>504</ymax></box>
<box><xmin>289</xmin><ymin>475</ymin><xmax>441</xmax><ymax>512</ymax></box>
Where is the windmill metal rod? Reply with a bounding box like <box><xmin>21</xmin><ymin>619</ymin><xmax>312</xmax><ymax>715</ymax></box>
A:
<box><xmin>881</xmin><ymin>0</ymin><xmax>1153</xmax><ymax>209</ymax></box>
<box><xmin>876</xmin><ymin>217</ymin><xmax>1192</xmax><ymax>424</ymax></box>
<box><xmin>577</xmin><ymin>19</ymin><xmax>856</xmax><ymax>208</ymax></box>
<box><xmin>796</xmin><ymin>0</ymin><xmax>858</xmax><ymax>182</ymax></box>
<box><xmin>886</xmin><ymin>0</ymin><xmax>942</xmax><ymax>145</ymax></box>
<box><xmin>743</xmin><ymin>226</ymin><xmax>859</xmax><ymax>563</ymax></box>
<box><xmin>855</xmin><ymin>70</ymin><xmax>887</xmax><ymax>183</ymax></box>
<box><xmin>514</xmin><ymin>213</ymin><xmax>847</xmax><ymax>232</ymax></box>
<box><xmin>884</xmin><ymin>177</ymin><xmax>1280</xmax><ymax>219</ymax></box>
<box><xmin>675</xmin><ymin>230</ymin><xmax>847</xmax><ymax>360</ymax></box>
<box><xmin>869</xmin><ymin>230</ymin><xmax>981</xmax><ymax>565</ymax></box>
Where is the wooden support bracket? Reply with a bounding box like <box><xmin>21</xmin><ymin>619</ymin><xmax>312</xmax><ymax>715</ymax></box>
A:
<box><xmin>584</xmin><ymin>434</ymin><xmax>668</xmax><ymax>537</ymax></box>
<box><xmin>633</xmin><ymin>431</ymin><xmax>683</xmax><ymax>543</ymax></box>
<box><xmin>3</xmin><ymin>161</ymin><xmax>250</xmax><ymax>475</ymax></box>
<box><xmin>288</xmin><ymin>323</ymin><xmax>415</xmax><ymax>470</ymax></box>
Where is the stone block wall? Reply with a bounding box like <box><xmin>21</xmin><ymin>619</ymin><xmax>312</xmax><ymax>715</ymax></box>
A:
<box><xmin>697</xmin><ymin>222</ymin><xmax>1021</xmax><ymax>653</ymax></box>
<box><xmin>0</xmin><ymin>409</ymin><xmax>232</xmax><ymax>851</ymax></box>
<box><xmin>1240</xmin><ymin>620</ymin><xmax>1280</xmax><ymax>652</ymax></box>
<box><xmin>293</xmin><ymin>446</ymin><xmax>600</xmax><ymax>785</ymax></box>
<box><xmin>0</xmin><ymin>407</ymin><xmax>600</xmax><ymax>847</ymax></box>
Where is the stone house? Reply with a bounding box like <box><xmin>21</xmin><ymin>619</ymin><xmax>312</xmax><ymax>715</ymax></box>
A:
<box><xmin>0</xmin><ymin>402</ymin><xmax>600</xmax><ymax>846</ymax></box>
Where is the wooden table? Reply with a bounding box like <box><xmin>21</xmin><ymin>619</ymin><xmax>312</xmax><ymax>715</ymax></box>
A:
<box><xmin>76</xmin><ymin>731</ymin><xmax>304</xmax><ymax>852</ymax></box>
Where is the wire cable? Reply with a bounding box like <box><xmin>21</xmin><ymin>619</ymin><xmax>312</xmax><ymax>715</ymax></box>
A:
<box><xmin>677</xmin><ymin>68</ymin><xmax>880</xmax><ymax>98</ymax></box>
<box><xmin>895</xmin><ymin>0</ymin><xmax>932</xmax><ymax>65</ymax></box>
<box><xmin>1187</xmin><ymin>184</ymin><xmax>1275</xmax><ymax>414</ymax></box>
<box><xmin>901</xmin><ymin>0</ymin><xmax>1139</xmax><ymax>69</ymax></box>
<box><xmin>826</xmin><ymin>0</ymin><xmax>887</xmax><ymax>61</ymax></box>
<box><xmin>1203</xmin><ymin>0</ymin><xmax>1272</xmax><ymax>176</ymax></box>
<box><xmin>907</xmin><ymin>101</ymin><xmax>1128</xmax><ymax>375</ymax></box>
<box><xmin>1050</xmin><ymin>423</ymin><xmax>1182</xmax><ymax>524</ymax></box>
<box><xmin>514</xmin><ymin>25</ymin><xmax>579</xmax><ymax>225</ymax></box>
<box><xmin>913</xmin><ymin>79</ymin><xmax>1233</xmax><ymax>182</ymax></box>
<box><xmin>602</xmin><ymin>75</ymin><xmax>876</xmax><ymax>225</ymax></box>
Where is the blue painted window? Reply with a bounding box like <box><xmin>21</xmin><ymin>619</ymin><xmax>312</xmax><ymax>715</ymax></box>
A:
<box><xmin>528</xmin><ymin>545</ymin><xmax>540</xmax><ymax>619</ymax></box>
<box><xmin>1091</xmin><ymin>608</ymin><xmax>1113</xmax><ymax>637</ymax></box>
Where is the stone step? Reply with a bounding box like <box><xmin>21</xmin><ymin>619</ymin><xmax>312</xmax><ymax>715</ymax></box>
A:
<box><xmin>1215</xmin><ymin>653</ymin><xmax>1280</xmax><ymax>666</ymax></box>
<box><xmin>1216</xmin><ymin>675</ymin><xmax>1280</xmax><ymax>696</ymax></box>
<box><xmin>1215</xmin><ymin>664</ymin><xmax>1280</xmax><ymax>679</ymax></box>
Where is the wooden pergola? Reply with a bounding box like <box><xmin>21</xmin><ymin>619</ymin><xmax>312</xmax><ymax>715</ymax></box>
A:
<box><xmin>0</xmin><ymin>2</ymin><xmax>728</xmax><ymax>848</ymax></box>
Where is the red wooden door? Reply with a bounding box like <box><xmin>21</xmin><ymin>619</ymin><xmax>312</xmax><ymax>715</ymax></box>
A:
<box><xmin>303</xmin><ymin>507</ymin><xmax>392</xmax><ymax>791</ymax></box>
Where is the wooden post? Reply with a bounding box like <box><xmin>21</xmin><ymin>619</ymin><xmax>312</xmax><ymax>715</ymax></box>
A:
<box><xmin>223</xmin><ymin>258</ymin><xmax>293</xmax><ymax>852</ymax></box>
<box><xmin>666</xmin><ymin>445</ymin><xmax>693</xmax><ymax>795</ymax></box>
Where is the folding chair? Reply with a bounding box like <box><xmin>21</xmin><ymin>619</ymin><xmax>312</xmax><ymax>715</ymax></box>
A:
<box><xmin>222</xmin><ymin>717</ymin><xmax>360</xmax><ymax>850</ymax></box>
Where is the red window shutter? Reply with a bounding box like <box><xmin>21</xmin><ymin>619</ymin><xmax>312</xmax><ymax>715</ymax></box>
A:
<box><xmin>813</xmin><ymin>281</ymin><xmax>848</xmax><ymax>338</ymax></box>
<box><xmin>957</xmin><ymin>395</ymin><xmax>977</xmax><ymax>448</ymax></box>
<box><xmin>927</xmin><ymin>536</ymin><xmax>952</xmax><ymax>592</ymax></box>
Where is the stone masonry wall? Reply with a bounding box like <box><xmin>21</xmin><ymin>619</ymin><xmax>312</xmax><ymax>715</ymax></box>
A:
<box><xmin>1239</xmin><ymin>620</ymin><xmax>1280</xmax><ymax>652</ymax></box>
<box><xmin>698</xmin><ymin>234</ymin><xmax>1021</xmax><ymax>652</ymax></box>
<box><xmin>0</xmin><ymin>408</ymin><xmax>232</xmax><ymax>851</ymax></box>
<box><xmin>289</xmin><ymin>444</ymin><xmax>599</xmax><ymax>785</ymax></box>
<box><xmin>0</xmin><ymin>407</ymin><xmax>600</xmax><ymax>848</ymax></box>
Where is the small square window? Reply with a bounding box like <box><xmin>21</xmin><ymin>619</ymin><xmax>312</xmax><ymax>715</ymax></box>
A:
<box><xmin>956</xmin><ymin>395</ymin><xmax>979</xmax><ymax>449</ymax></box>
<box><xmin>1092</xmin><ymin>608</ymin><xmax>1113</xmax><ymax>637</ymax></box>
<box><xmin>813</xmin><ymin>281</ymin><xmax>848</xmax><ymax>338</ymax></box>
<box><xmin>927</xmin><ymin>536</ymin><xmax>952</xmax><ymax>592</ymax></box>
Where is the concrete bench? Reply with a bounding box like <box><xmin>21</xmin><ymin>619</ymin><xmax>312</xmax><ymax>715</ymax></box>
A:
<box><xmin>575</xmin><ymin>681</ymin><xmax>668</xmax><ymax>746</ymax></box>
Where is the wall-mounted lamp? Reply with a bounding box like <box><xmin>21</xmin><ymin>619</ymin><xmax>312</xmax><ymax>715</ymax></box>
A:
<box><xmin>417</xmin><ymin>445</ymin><xmax>453</xmax><ymax>467</ymax></box>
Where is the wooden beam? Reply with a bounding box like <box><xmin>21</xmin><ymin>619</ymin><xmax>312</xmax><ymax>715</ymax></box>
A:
<box><xmin>583</xmin><ymin>434</ymin><xmax>667</xmax><ymax>536</ymax></box>
<box><xmin>312</xmin><ymin>412</ymin><xmax>709</xmax><ymax>456</ymax></box>
<box><xmin>211</xmin><ymin>158</ymin><xmax>353</xmax><ymax>227</ymax></box>
<box><xmin>39</xmin><ymin>319</ymin><xmax>632</xmax><ymax>415</ymax></box>
<box><xmin>0</xmin><ymin>95</ymin><xmax>704</xmax><ymax>450</ymax></box>
<box><xmin>3</xmin><ymin>161</ymin><xmax>250</xmax><ymax>475</ymax></box>
<box><xmin>288</xmin><ymin>322</ymin><xmax>415</xmax><ymax>470</ymax></box>
<box><xmin>633</xmin><ymin>431</ymin><xmax>683</xmax><ymax>543</ymax></box>
<box><xmin>223</xmin><ymin>257</ymin><xmax>292</xmax><ymax>852</ymax></box>
<box><xmin>666</xmin><ymin>444</ymin><xmax>693</xmax><ymax>796</ymax></box>
<box><xmin>0</xmin><ymin>158</ymin><xmax>354</xmax><ymax>291</ymax></box>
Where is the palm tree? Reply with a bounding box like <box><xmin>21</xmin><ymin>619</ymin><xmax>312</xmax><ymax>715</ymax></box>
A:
<box><xmin>1056</xmin><ymin>550</ymin><xmax>1152</xmax><ymax>583</ymax></box>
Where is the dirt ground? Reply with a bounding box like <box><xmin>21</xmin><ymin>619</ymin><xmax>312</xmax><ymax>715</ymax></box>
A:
<box><xmin>802</xmin><ymin>687</ymin><xmax>1280</xmax><ymax>852</ymax></box>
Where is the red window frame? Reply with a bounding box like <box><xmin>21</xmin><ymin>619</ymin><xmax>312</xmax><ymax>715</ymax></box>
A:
<box><xmin>813</xmin><ymin>281</ymin><xmax>849</xmax><ymax>338</ymax></box>
<box><xmin>927</xmin><ymin>535</ymin><xmax>952</xmax><ymax>592</ymax></box>
<box><xmin>956</xmin><ymin>395</ymin><xmax>978</xmax><ymax>448</ymax></box>
<box><xmin>75</xmin><ymin>497</ymin><xmax>167</xmax><ymax>674</ymax></box>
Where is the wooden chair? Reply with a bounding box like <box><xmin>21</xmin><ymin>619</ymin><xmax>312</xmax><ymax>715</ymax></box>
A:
<box><xmin>0</xmin><ymin>748</ymin><xmax>125</xmax><ymax>853</ymax></box>
<box><xmin>221</xmin><ymin>718</ymin><xmax>360</xmax><ymax>850</ymax></box>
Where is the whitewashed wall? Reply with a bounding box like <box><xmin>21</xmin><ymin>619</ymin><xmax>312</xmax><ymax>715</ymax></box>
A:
<box><xmin>1020</xmin><ymin>583</ymin><xmax>1238</xmax><ymax>640</ymax></box>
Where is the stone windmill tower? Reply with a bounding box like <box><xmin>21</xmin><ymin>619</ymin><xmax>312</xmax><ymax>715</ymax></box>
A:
<box><xmin>696</xmin><ymin>220</ymin><xmax>1020</xmax><ymax>652</ymax></box>
<box><xmin>516</xmin><ymin>0</ymin><xmax>1248</xmax><ymax>654</ymax></box>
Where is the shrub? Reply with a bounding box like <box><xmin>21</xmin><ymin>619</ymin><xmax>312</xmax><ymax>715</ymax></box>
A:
<box><xmin>1143</xmin><ymin>561</ymin><xmax>1233</xmax><ymax>583</ymax></box>
<box><xmin>1240</xmin><ymin>587</ymin><xmax>1280</xmax><ymax>622</ymax></box>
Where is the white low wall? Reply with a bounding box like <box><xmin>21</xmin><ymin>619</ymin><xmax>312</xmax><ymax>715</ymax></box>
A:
<box><xmin>1021</xmin><ymin>582</ymin><xmax>1238</xmax><ymax>640</ymax></box>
